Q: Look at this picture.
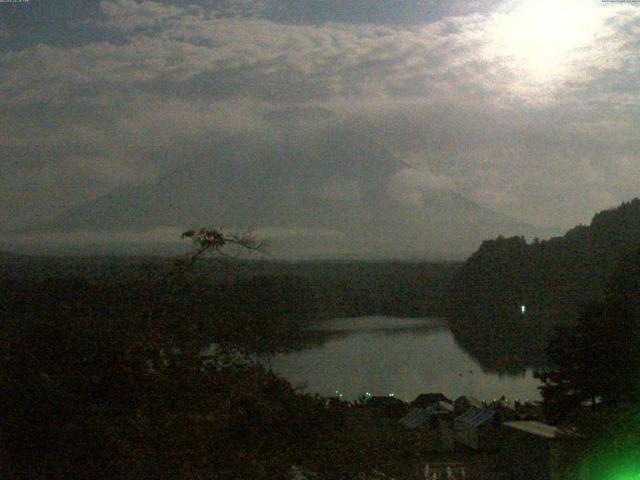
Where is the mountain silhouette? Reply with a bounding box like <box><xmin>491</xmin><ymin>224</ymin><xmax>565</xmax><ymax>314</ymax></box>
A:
<box><xmin>18</xmin><ymin>130</ymin><xmax>552</xmax><ymax>258</ymax></box>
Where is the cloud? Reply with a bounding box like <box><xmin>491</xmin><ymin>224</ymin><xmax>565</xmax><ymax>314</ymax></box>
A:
<box><xmin>113</xmin><ymin>97</ymin><xmax>273</xmax><ymax>149</ymax></box>
<box><xmin>263</xmin><ymin>0</ymin><xmax>503</xmax><ymax>26</ymax></box>
<box><xmin>1</xmin><ymin>0</ymin><xmax>640</xmax><ymax>249</ymax></box>
<box><xmin>70</xmin><ymin>154</ymin><xmax>159</xmax><ymax>186</ymax></box>
<box><xmin>0</xmin><ymin>226</ymin><xmax>189</xmax><ymax>245</ymax></box>
<box><xmin>255</xmin><ymin>227</ymin><xmax>346</xmax><ymax>239</ymax></box>
<box><xmin>100</xmin><ymin>0</ymin><xmax>187</xmax><ymax>32</ymax></box>
<box><xmin>388</xmin><ymin>166</ymin><xmax>456</xmax><ymax>206</ymax></box>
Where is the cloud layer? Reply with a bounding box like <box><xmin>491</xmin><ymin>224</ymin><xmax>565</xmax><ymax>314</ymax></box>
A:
<box><xmin>1</xmin><ymin>0</ymin><xmax>639</xmax><ymax>256</ymax></box>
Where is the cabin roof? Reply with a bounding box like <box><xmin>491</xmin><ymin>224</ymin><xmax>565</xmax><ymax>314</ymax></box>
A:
<box><xmin>412</xmin><ymin>393</ymin><xmax>452</xmax><ymax>406</ymax></box>
<box><xmin>400</xmin><ymin>408</ymin><xmax>432</xmax><ymax>428</ymax></box>
<box><xmin>503</xmin><ymin>421</ymin><xmax>565</xmax><ymax>439</ymax></box>
<box><xmin>430</xmin><ymin>400</ymin><xmax>454</xmax><ymax>412</ymax></box>
<box><xmin>400</xmin><ymin>403</ymin><xmax>452</xmax><ymax>428</ymax></box>
<box><xmin>455</xmin><ymin>407</ymin><xmax>497</xmax><ymax>427</ymax></box>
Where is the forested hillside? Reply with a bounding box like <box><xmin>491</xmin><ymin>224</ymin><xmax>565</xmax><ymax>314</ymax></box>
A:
<box><xmin>447</xmin><ymin>198</ymin><xmax>640</xmax><ymax>372</ymax></box>
<box><xmin>0</xmin><ymin>257</ymin><xmax>459</xmax><ymax>353</ymax></box>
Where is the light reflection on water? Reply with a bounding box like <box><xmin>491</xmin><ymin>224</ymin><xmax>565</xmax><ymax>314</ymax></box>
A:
<box><xmin>271</xmin><ymin>316</ymin><xmax>541</xmax><ymax>402</ymax></box>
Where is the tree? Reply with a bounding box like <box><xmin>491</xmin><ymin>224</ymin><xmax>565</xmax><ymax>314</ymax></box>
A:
<box><xmin>0</xmin><ymin>228</ymin><xmax>340</xmax><ymax>479</ymax></box>
<box><xmin>538</xmin><ymin>247</ymin><xmax>640</xmax><ymax>423</ymax></box>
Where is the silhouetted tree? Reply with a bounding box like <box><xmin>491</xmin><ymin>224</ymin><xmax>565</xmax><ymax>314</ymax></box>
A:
<box><xmin>448</xmin><ymin>198</ymin><xmax>640</xmax><ymax>374</ymax></box>
<box><xmin>538</xmin><ymin>247</ymin><xmax>640</xmax><ymax>423</ymax></box>
<box><xmin>0</xmin><ymin>228</ymin><xmax>343</xmax><ymax>479</ymax></box>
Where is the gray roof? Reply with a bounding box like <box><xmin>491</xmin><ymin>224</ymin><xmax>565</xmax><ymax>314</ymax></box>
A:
<box><xmin>400</xmin><ymin>401</ymin><xmax>454</xmax><ymax>428</ymax></box>
<box><xmin>431</xmin><ymin>400</ymin><xmax>454</xmax><ymax>412</ymax></box>
<box><xmin>400</xmin><ymin>408</ymin><xmax>433</xmax><ymax>429</ymax></box>
<box><xmin>455</xmin><ymin>407</ymin><xmax>497</xmax><ymax>428</ymax></box>
<box><xmin>412</xmin><ymin>393</ymin><xmax>452</xmax><ymax>406</ymax></box>
<box><xmin>503</xmin><ymin>421</ymin><xmax>562</xmax><ymax>439</ymax></box>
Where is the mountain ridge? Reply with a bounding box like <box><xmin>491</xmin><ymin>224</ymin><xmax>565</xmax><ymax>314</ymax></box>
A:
<box><xmin>8</xmin><ymin>131</ymin><xmax>554</xmax><ymax>258</ymax></box>
<box><xmin>447</xmin><ymin>197</ymin><xmax>640</xmax><ymax>373</ymax></box>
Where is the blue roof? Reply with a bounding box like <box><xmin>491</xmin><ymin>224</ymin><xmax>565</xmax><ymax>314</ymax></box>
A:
<box><xmin>455</xmin><ymin>407</ymin><xmax>497</xmax><ymax>428</ymax></box>
<box><xmin>400</xmin><ymin>408</ymin><xmax>432</xmax><ymax>429</ymax></box>
<box><xmin>400</xmin><ymin>403</ymin><xmax>453</xmax><ymax>428</ymax></box>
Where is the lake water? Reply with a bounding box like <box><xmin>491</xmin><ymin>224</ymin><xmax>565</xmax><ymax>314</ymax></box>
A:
<box><xmin>271</xmin><ymin>316</ymin><xmax>541</xmax><ymax>402</ymax></box>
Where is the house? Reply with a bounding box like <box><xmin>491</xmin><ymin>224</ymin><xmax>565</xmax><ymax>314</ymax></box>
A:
<box><xmin>399</xmin><ymin>402</ymin><xmax>453</xmax><ymax>429</ymax></box>
<box><xmin>399</xmin><ymin>407</ymin><xmax>455</xmax><ymax>452</ymax></box>
<box><xmin>500</xmin><ymin>421</ymin><xmax>586</xmax><ymax>480</ymax></box>
<box><xmin>453</xmin><ymin>395</ymin><xmax>483</xmax><ymax>415</ymax></box>
<box><xmin>437</xmin><ymin>417</ymin><xmax>456</xmax><ymax>452</ymax></box>
<box><xmin>411</xmin><ymin>393</ymin><xmax>452</xmax><ymax>409</ymax></box>
<box><xmin>399</xmin><ymin>408</ymin><xmax>433</xmax><ymax>429</ymax></box>
<box><xmin>430</xmin><ymin>400</ymin><xmax>454</xmax><ymax>414</ymax></box>
<box><xmin>454</xmin><ymin>407</ymin><xmax>501</xmax><ymax>450</ymax></box>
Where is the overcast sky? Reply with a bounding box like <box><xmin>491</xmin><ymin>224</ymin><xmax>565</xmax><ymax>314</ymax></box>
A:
<box><xmin>1</xmin><ymin>0</ymin><xmax>639</xmax><ymax>256</ymax></box>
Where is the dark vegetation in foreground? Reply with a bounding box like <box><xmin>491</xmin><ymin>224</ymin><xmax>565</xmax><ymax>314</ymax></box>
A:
<box><xmin>0</xmin><ymin>232</ymin><xmax>324</xmax><ymax>479</ymax></box>
<box><xmin>535</xmin><ymin>246</ymin><xmax>640</xmax><ymax>478</ymax></box>
<box><xmin>2</xmin><ymin>239</ymin><xmax>639</xmax><ymax>479</ymax></box>
<box><xmin>1</xmin><ymin>212</ymin><xmax>640</xmax><ymax>478</ymax></box>
<box><xmin>0</xmin><ymin>231</ymin><xmax>462</xmax><ymax>479</ymax></box>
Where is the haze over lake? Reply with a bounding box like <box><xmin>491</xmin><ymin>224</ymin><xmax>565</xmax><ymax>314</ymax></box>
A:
<box><xmin>272</xmin><ymin>316</ymin><xmax>541</xmax><ymax>402</ymax></box>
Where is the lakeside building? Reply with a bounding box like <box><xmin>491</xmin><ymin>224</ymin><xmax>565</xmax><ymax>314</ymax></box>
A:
<box><xmin>453</xmin><ymin>395</ymin><xmax>483</xmax><ymax>415</ymax></box>
<box><xmin>399</xmin><ymin>402</ymin><xmax>453</xmax><ymax>429</ymax></box>
<box><xmin>454</xmin><ymin>407</ymin><xmax>501</xmax><ymax>451</ymax></box>
<box><xmin>499</xmin><ymin>421</ymin><xmax>587</xmax><ymax>480</ymax></box>
<box><xmin>399</xmin><ymin>403</ymin><xmax>455</xmax><ymax>452</ymax></box>
<box><xmin>411</xmin><ymin>393</ymin><xmax>452</xmax><ymax>409</ymax></box>
<box><xmin>400</xmin><ymin>408</ymin><xmax>433</xmax><ymax>429</ymax></box>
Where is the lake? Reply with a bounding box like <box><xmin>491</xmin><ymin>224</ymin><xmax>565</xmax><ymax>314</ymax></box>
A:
<box><xmin>271</xmin><ymin>316</ymin><xmax>541</xmax><ymax>402</ymax></box>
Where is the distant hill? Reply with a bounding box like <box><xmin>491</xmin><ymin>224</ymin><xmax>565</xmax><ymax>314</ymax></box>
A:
<box><xmin>447</xmin><ymin>198</ymin><xmax>640</xmax><ymax>373</ymax></box>
<box><xmin>0</xmin><ymin>256</ymin><xmax>460</xmax><ymax>322</ymax></box>
<box><xmin>14</xmin><ymin>130</ymin><xmax>552</xmax><ymax>259</ymax></box>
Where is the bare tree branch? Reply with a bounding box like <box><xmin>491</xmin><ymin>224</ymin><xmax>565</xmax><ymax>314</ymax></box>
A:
<box><xmin>178</xmin><ymin>228</ymin><xmax>268</xmax><ymax>266</ymax></box>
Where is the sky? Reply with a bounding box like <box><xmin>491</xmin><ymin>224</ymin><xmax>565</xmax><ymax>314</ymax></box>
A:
<box><xmin>1</xmin><ymin>0</ymin><xmax>639</xmax><ymax>258</ymax></box>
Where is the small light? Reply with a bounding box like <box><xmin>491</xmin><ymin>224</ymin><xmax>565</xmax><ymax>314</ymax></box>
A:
<box><xmin>521</xmin><ymin>305</ymin><xmax>526</xmax><ymax>314</ymax></box>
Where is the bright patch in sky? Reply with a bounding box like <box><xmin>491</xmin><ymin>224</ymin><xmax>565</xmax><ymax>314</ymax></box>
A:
<box><xmin>488</xmin><ymin>0</ymin><xmax>605</xmax><ymax>84</ymax></box>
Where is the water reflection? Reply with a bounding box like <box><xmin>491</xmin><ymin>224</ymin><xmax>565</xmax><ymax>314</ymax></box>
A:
<box><xmin>271</xmin><ymin>316</ymin><xmax>541</xmax><ymax>402</ymax></box>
